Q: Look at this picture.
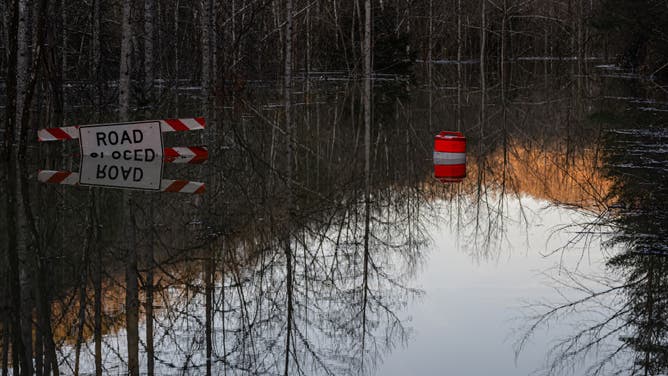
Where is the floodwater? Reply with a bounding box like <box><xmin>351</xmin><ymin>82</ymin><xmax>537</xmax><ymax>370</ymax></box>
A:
<box><xmin>1</xmin><ymin>61</ymin><xmax>667</xmax><ymax>375</ymax></box>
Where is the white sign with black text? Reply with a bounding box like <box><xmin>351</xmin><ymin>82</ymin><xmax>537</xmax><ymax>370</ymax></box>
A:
<box><xmin>79</xmin><ymin>121</ymin><xmax>163</xmax><ymax>159</ymax></box>
<box><xmin>79</xmin><ymin>156</ymin><xmax>163</xmax><ymax>190</ymax></box>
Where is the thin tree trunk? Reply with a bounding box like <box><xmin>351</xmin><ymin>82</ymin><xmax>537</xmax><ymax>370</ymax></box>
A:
<box><xmin>1</xmin><ymin>2</ymin><xmax>7</xmax><ymax>62</ymax></box>
<box><xmin>173</xmin><ymin>0</ymin><xmax>180</xmax><ymax>116</ymax></box>
<box><xmin>146</xmin><ymin>199</ymin><xmax>155</xmax><ymax>376</ymax></box>
<box><xmin>480</xmin><ymin>0</ymin><xmax>486</xmax><ymax>141</ymax></box>
<box><xmin>15</xmin><ymin>0</ymin><xmax>28</xmax><ymax>144</ymax></box>
<box><xmin>457</xmin><ymin>0</ymin><xmax>462</xmax><ymax>131</ymax></box>
<box><xmin>283</xmin><ymin>1</ymin><xmax>294</xmax><ymax>375</ymax></box>
<box><xmin>119</xmin><ymin>0</ymin><xmax>132</xmax><ymax>121</ymax></box>
<box><xmin>500</xmin><ymin>0</ymin><xmax>506</xmax><ymax>95</ymax></box>
<box><xmin>427</xmin><ymin>0</ymin><xmax>432</xmax><ymax>83</ymax></box>
<box><xmin>93</xmin><ymin>205</ymin><xmax>102</xmax><ymax>376</ymax></box>
<box><xmin>144</xmin><ymin>0</ymin><xmax>155</xmax><ymax>100</ymax></box>
<box><xmin>201</xmin><ymin>0</ymin><xmax>213</xmax><ymax>99</ymax></box>
<box><xmin>6</xmin><ymin>153</ymin><xmax>30</xmax><ymax>376</ymax></box>
<box><xmin>361</xmin><ymin>0</ymin><xmax>372</xmax><ymax>365</ymax></box>
<box><xmin>1</xmin><ymin>314</ymin><xmax>8</xmax><ymax>376</ymax></box>
<box><xmin>124</xmin><ymin>191</ymin><xmax>139</xmax><ymax>376</ymax></box>
<box><xmin>205</xmin><ymin>253</ymin><xmax>214</xmax><ymax>376</ymax></box>
<box><xmin>3</xmin><ymin>0</ymin><xmax>19</xmax><ymax>155</ymax></box>
<box><xmin>30</xmin><ymin>173</ymin><xmax>60</xmax><ymax>376</ymax></box>
<box><xmin>92</xmin><ymin>0</ymin><xmax>101</xmax><ymax>117</ymax></box>
<box><xmin>74</xmin><ymin>192</ymin><xmax>94</xmax><ymax>375</ymax></box>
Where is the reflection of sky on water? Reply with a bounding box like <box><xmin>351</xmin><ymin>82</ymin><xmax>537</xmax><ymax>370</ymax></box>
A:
<box><xmin>380</xmin><ymin>197</ymin><xmax>621</xmax><ymax>376</ymax></box>
<box><xmin>57</xmin><ymin>195</ymin><xmax>622</xmax><ymax>376</ymax></box>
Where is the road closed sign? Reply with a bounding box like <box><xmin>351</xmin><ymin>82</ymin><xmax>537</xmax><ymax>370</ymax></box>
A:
<box><xmin>78</xmin><ymin>121</ymin><xmax>164</xmax><ymax>190</ymax></box>
<box><xmin>79</xmin><ymin>121</ymin><xmax>163</xmax><ymax>159</ymax></box>
<box><xmin>79</xmin><ymin>156</ymin><xmax>163</xmax><ymax>190</ymax></box>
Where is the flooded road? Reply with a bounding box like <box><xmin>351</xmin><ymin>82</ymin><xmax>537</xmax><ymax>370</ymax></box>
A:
<box><xmin>1</xmin><ymin>62</ymin><xmax>667</xmax><ymax>375</ymax></box>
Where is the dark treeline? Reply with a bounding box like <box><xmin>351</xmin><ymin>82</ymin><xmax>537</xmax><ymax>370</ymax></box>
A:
<box><xmin>2</xmin><ymin>0</ymin><xmax>668</xmax><ymax>155</ymax></box>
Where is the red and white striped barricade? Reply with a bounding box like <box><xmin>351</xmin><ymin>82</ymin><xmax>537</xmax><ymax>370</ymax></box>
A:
<box><xmin>37</xmin><ymin>170</ymin><xmax>206</xmax><ymax>194</ymax></box>
<box><xmin>37</xmin><ymin>118</ymin><xmax>208</xmax><ymax>163</ymax></box>
<box><xmin>36</xmin><ymin>118</ymin><xmax>208</xmax><ymax>192</ymax></box>
<box><xmin>163</xmin><ymin>146</ymin><xmax>208</xmax><ymax>164</ymax></box>
<box><xmin>37</xmin><ymin>117</ymin><xmax>206</xmax><ymax>142</ymax></box>
<box><xmin>433</xmin><ymin>131</ymin><xmax>466</xmax><ymax>183</ymax></box>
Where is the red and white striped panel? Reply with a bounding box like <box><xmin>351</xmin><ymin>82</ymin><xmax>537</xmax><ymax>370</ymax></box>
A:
<box><xmin>38</xmin><ymin>126</ymin><xmax>79</xmax><ymax>142</ymax></box>
<box><xmin>37</xmin><ymin>170</ymin><xmax>205</xmax><ymax>194</ymax></box>
<box><xmin>37</xmin><ymin>117</ymin><xmax>206</xmax><ymax>141</ymax></box>
<box><xmin>37</xmin><ymin>170</ymin><xmax>80</xmax><ymax>185</ymax></box>
<box><xmin>161</xmin><ymin>180</ymin><xmax>206</xmax><ymax>194</ymax></box>
<box><xmin>164</xmin><ymin>146</ymin><xmax>208</xmax><ymax>164</ymax></box>
<box><xmin>159</xmin><ymin>117</ymin><xmax>206</xmax><ymax>133</ymax></box>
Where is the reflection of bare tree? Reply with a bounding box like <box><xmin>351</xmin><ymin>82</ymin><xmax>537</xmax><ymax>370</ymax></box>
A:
<box><xmin>516</xmin><ymin>126</ymin><xmax>668</xmax><ymax>376</ymax></box>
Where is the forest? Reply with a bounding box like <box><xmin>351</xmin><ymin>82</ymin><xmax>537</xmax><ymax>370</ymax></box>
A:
<box><xmin>1</xmin><ymin>0</ymin><xmax>668</xmax><ymax>155</ymax></box>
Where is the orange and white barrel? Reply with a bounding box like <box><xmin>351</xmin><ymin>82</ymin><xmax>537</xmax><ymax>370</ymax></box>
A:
<box><xmin>433</xmin><ymin>131</ymin><xmax>466</xmax><ymax>183</ymax></box>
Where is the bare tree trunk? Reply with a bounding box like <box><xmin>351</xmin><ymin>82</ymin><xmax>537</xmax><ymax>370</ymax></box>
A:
<box><xmin>427</xmin><ymin>0</ymin><xmax>433</xmax><ymax>83</ymax></box>
<box><xmin>1</xmin><ymin>314</ymin><xmax>8</xmax><ymax>376</ymax></box>
<box><xmin>457</xmin><ymin>0</ymin><xmax>462</xmax><ymax>131</ymax></box>
<box><xmin>124</xmin><ymin>192</ymin><xmax>139</xmax><ymax>376</ymax></box>
<box><xmin>93</xmin><ymin>220</ymin><xmax>102</xmax><ymax>376</ymax></box>
<box><xmin>1</xmin><ymin>2</ymin><xmax>7</xmax><ymax>61</ymax></box>
<box><xmin>480</xmin><ymin>0</ymin><xmax>486</xmax><ymax>140</ymax></box>
<box><xmin>6</xmin><ymin>153</ymin><xmax>30</xmax><ymax>375</ymax></box>
<box><xmin>119</xmin><ymin>0</ymin><xmax>132</xmax><ymax>121</ymax></box>
<box><xmin>284</xmin><ymin>0</ymin><xmax>293</xmax><ymax>179</ymax></box>
<box><xmin>144</xmin><ymin>0</ymin><xmax>155</xmax><ymax>99</ymax></box>
<box><xmin>173</xmin><ymin>0</ymin><xmax>180</xmax><ymax>116</ymax></box>
<box><xmin>92</xmin><ymin>0</ymin><xmax>101</xmax><ymax>117</ymax></box>
<box><xmin>146</xmin><ymin>201</ymin><xmax>155</xmax><ymax>376</ymax></box>
<box><xmin>577</xmin><ymin>0</ymin><xmax>584</xmax><ymax>76</ymax></box>
<box><xmin>74</xmin><ymin>193</ymin><xmax>94</xmax><ymax>376</ymax></box>
<box><xmin>283</xmin><ymin>1</ymin><xmax>294</xmax><ymax>375</ymax></box>
<box><xmin>15</xmin><ymin>0</ymin><xmax>28</xmax><ymax>144</ymax></box>
<box><xmin>205</xmin><ymin>253</ymin><xmax>214</xmax><ymax>376</ymax></box>
<box><xmin>47</xmin><ymin>0</ymin><xmax>64</xmax><ymax>130</ymax></box>
<box><xmin>500</xmin><ymin>0</ymin><xmax>506</xmax><ymax>95</ymax></box>
<box><xmin>200</xmin><ymin>0</ymin><xmax>213</xmax><ymax>99</ymax></box>
<box><xmin>3</xmin><ymin>0</ymin><xmax>19</xmax><ymax>154</ymax></box>
<box><xmin>361</xmin><ymin>0</ymin><xmax>372</xmax><ymax>365</ymax></box>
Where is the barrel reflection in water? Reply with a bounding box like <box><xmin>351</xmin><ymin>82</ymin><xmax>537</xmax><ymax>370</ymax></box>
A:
<box><xmin>433</xmin><ymin>131</ymin><xmax>466</xmax><ymax>183</ymax></box>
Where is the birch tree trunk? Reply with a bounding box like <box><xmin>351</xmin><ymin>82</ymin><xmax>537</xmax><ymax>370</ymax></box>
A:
<box><xmin>119</xmin><ymin>0</ymin><xmax>132</xmax><ymax>121</ymax></box>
